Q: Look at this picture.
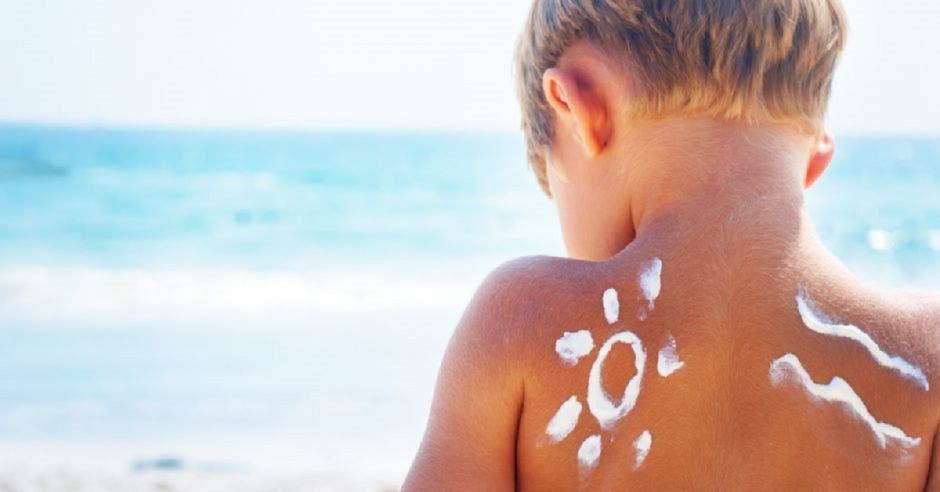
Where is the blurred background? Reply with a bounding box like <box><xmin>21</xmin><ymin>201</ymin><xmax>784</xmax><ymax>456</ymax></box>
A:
<box><xmin>0</xmin><ymin>1</ymin><xmax>938</xmax><ymax>490</ymax></box>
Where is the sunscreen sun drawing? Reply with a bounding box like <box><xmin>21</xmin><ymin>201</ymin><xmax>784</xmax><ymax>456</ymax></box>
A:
<box><xmin>545</xmin><ymin>258</ymin><xmax>680</xmax><ymax>473</ymax></box>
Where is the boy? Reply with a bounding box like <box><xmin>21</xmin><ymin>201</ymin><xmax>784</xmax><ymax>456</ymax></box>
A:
<box><xmin>405</xmin><ymin>1</ymin><xmax>940</xmax><ymax>489</ymax></box>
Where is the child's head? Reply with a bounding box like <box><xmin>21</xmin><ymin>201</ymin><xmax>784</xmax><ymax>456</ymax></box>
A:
<box><xmin>515</xmin><ymin>0</ymin><xmax>847</xmax><ymax>195</ymax></box>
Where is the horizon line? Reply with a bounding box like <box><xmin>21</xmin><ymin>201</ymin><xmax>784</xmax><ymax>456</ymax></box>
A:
<box><xmin>1</xmin><ymin>119</ymin><xmax>939</xmax><ymax>140</ymax></box>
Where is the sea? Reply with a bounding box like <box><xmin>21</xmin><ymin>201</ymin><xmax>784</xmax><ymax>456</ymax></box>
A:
<box><xmin>0</xmin><ymin>123</ymin><xmax>937</xmax><ymax>486</ymax></box>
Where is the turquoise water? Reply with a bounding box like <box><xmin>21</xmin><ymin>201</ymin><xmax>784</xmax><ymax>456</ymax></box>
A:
<box><xmin>0</xmin><ymin>125</ymin><xmax>556</xmax><ymax>268</ymax></box>
<box><xmin>1</xmin><ymin>125</ymin><xmax>938</xmax><ymax>278</ymax></box>
<box><xmin>0</xmin><ymin>124</ymin><xmax>937</xmax><ymax>476</ymax></box>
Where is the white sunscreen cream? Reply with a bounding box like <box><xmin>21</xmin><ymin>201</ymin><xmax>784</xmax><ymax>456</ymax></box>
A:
<box><xmin>769</xmin><ymin>353</ymin><xmax>921</xmax><ymax>449</ymax></box>
<box><xmin>796</xmin><ymin>289</ymin><xmax>929</xmax><ymax>391</ymax></box>
<box><xmin>657</xmin><ymin>334</ymin><xmax>685</xmax><ymax>377</ymax></box>
<box><xmin>638</xmin><ymin>258</ymin><xmax>663</xmax><ymax>319</ymax></box>
<box><xmin>555</xmin><ymin>330</ymin><xmax>595</xmax><ymax>366</ymax></box>
<box><xmin>578</xmin><ymin>435</ymin><xmax>602</xmax><ymax>470</ymax></box>
<box><xmin>633</xmin><ymin>430</ymin><xmax>652</xmax><ymax>469</ymax></box>
<box><xmin>588</xmin><ymin>331</ymin><xmax>646</xmax><ymax>429</ymax></box>
<box><xmin>603</xmin><ymin>288</ymin><xmax>620</xmax><ymax>324</ymax></box>
<box><xmin>545</xmin><ymin>396</ymin><xmax>583</xmax><ymax>443</ymax></box>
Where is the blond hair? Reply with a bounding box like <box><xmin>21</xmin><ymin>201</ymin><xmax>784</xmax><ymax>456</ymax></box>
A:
<box><xmin>515</xmin><ymin>0</ymin><xmax>847</xmax><ymax>193</ymax></box>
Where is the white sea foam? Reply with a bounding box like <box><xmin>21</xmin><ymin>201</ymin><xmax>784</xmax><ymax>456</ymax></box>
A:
<box><xmin>0</xmin><ymin>266</ymin><xmax>475</xmax><ymax>329</ymax></box>
<box><xmin>577</xmin><ymin>435</ymin><xmax>602</xmax><ymax>470</ymax></box>
<box><xmin>603</xmin><ymin>288</ymin><xmax>620</xmax><ymax>324</ymax></box>
<box><xmin>633</xmin><ymin>430</ymin><xmax>652</xmax><ymax>469</ymax></box>
<box><xmin>588</xmin><ymin>331</ymin><xmax>646</xmax><ymax>429</ymax></box>
<box><xmin>769</xmin><ymin>353</ymin><xmax>921</xmax><ymax>449</ymax></box>
<box><xmin>929</xmin><ymin>230</ymin><xmax>940</xmax><ymax>252</ymax></box>
<box><xmin>867</xmin><ymin>229</ymin><xmax>895</xmax><ymax>252</ymax></box>
<box><xmin>555</xmin><ymin>331</ymin><xmax>595</xmax><ymax>366</ymax></box>
<box><xmin>796</xmin><ymin>289</ymin><xmax>929</xmax><ymax>391</ymax></box>
<box><xmin>657</xmin><ymin>334</ymin><xmax>684</xmax><ymax>377</ymax></box>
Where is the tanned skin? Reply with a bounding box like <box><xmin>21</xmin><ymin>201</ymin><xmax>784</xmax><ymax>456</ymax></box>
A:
<box><xmin>403</xmin><ymin>41</ymin><xmax>940</xmax><ymax>490</ymax></box>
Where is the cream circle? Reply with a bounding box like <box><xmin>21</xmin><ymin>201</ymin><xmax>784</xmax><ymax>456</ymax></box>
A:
<box><xmin>587</xmin><ymin>331</ymin><xmax>646</xmax><ymax>430</ymax></box>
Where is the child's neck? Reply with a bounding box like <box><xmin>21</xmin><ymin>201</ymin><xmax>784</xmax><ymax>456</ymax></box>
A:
<box><xmin>613</xmin><ymin>119</ymin><xmax>821</xmax><ymax>273</ymax></box>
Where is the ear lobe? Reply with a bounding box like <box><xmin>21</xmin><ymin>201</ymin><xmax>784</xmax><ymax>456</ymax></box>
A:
<box><xmin>805</xmin><ymin>131</ymin><xmax>834</xmax><ymax>188</ymax></box>
<box><xmin>542</xmin><ymin>68</ymin><xmax>611</xmax><ymax>157</ymax></box>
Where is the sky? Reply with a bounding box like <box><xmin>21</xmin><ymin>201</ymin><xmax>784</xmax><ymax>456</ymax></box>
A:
<box><xmin>1</xmin><ymin>0</ymin><xmax>939</xmax><ymax>134</ymax></box>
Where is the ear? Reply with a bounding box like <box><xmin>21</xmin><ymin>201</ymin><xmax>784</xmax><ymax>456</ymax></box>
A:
<box><xmin>805</xmin><ymin>130</ymin><xmax>834</xmax><ymax>188</ymax></box>
<box><xmin>542</xmin><ymin>67</ymin><xmax>611</xmax><ymax>157</ymax></box>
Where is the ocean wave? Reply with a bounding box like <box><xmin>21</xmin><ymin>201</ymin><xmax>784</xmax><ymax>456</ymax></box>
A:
<box><xmin>0</xmin><ymin>265</ymin><xmax>479</xmax><ymax>329</ymax></box>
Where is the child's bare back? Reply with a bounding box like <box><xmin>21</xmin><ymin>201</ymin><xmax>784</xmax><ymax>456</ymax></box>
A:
<box><xmin>406</xmin><ymin>213</ymin><xmax>940</xmax><ymax>490</ymax></box>
<box><xmin>515</xmin><ymin>249</ymin><xmax>938</xmax><ymax>490</ymax></box>
<box><xmin>404</xmin><ymin>0</ymin><xmax>939</xmax><ymax>489</ymax></box>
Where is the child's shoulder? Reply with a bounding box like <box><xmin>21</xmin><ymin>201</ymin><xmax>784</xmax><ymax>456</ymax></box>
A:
<box><xmin>465</xmin><ymin>256</ymin><xmax>609</xmax><ymax>329</ymax></box>
<box><xmin>803</xmin><ymin>284</ymin><xmax>940</xmax><ymax>394</ymax></box>
<box><xmin>451</xmin><ymin>255</ymin><xmax>611</xmax><ymax>361</ymax></box>
<box><xmin>891</xmin><ymin>289</ymin><xmax>940</xmax><ymax>371</ymax></box>
<box><xmin>459</xmin><ymin>255</ymin><xmax>596</xmax><ymax>329</ymax></box>
<box><xmin>830</xmin><ymin>286</ymin><xmax>940</xmax><ymax>416</ymax></box>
